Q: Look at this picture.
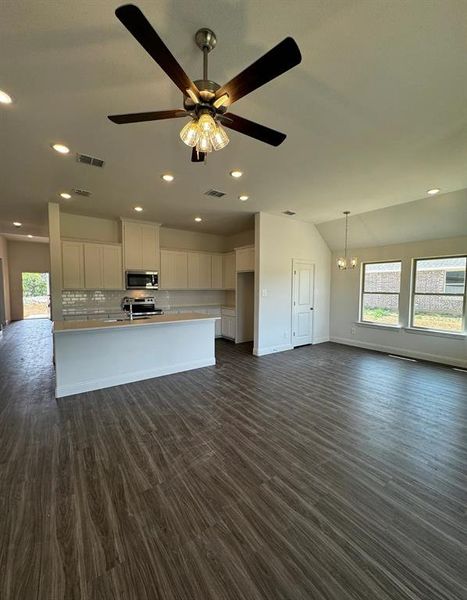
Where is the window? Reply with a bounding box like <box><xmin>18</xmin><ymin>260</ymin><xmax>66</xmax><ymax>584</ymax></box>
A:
<box><xmin>360</xmin><ymin>261</ymin><xmax>402</xmax><ymax>325</ymax></box>
<box><xmin>412</xmin><ymin>256</ymin><xmax>466</xmax><ymax>332</ymax></box>
<box><xmin>445</xmin><ymin>270</ymin><xmax>465</xmax><ymax>294</ymax></box>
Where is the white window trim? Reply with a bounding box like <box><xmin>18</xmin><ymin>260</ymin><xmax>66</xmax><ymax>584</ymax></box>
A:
<box><xmin>355</xmin><ymin>321</ymin><xmax>402</xmax><ymax>331</ymax></box>
<box><xmin>410</xmin><ymin>255</ymin><xmax>467</xmax><ymax>335</ymax></box>
<box><xmin>404</xmin><ymin>327</ymin><xmax>465</xmax><ymax>340</ymax></box>
<box><xmin>359</xmin><ymin>260</ymin><xmax>402</xmax><ymax>327</ymax></box>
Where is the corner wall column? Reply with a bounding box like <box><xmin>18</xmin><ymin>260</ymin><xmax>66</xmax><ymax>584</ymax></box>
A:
<box><xmin>48</xmin><ymin>202</ymin><xmax>62</xmax><ymax>320</ymax></box>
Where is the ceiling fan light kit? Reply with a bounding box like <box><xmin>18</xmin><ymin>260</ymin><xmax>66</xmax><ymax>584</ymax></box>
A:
<box><xmin>108</xmin><ymin>4</ymin><xmax>302</xmax><ymax>162</ymax></box>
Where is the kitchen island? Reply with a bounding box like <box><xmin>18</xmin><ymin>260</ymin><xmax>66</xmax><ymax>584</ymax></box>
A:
<box><xmin>53</xmin><ymin>313</ymin><xmax>218</xmax><ymax>398</ymax></box>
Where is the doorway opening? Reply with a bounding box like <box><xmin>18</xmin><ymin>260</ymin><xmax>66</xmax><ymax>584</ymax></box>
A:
<box><xmin>22</xmin><ymin>272</ymin><xmax>50</xmax><ymax>319</ymax></box>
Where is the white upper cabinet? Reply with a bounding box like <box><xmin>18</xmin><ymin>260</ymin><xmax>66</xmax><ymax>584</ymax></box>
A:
<box><xmin>122</xmin><ymin>220</ymin><xmax>160</xmax><ymax>271</ymax></box>
<box><xmin>236</xmin><ymin>246</ymin><xmax>255</xmax><ymax>272</ymax></box>
<box><xmin>62</xmin><ymin>241</ymin><xmax>84</xmax><ymax>290</ymax></box>
<box><xmin>211</xmin><ymin>254</ymin><xmax>223</xmax><ymax>289</ymax></box>
<box><xmin>188</xmin><ymin>252</ymin><xmax>212</xmax><ymax>289</ymax></box>
<box><xmin>63</xmin><ymin>241</ymin><xmax>122</xmax><ymax>290</ymax></box>
<box><xmin>102</xmin><ymin>245</ymin><xmax>123</xmax><ymax>289</ymax></box>
<box><xmin>84</xmin><ymin>244</ymin><xmax>103</xmax><ymax>289</ymax></box>
<box><xmin>160</xmin><ymin>250</ymin><xmax>188</xmax><ymax>289</ymax></box>
<box><xmin>223</xmin><ymin>252</ymin><xmax>236</xmax><ymax>289</ymax></box>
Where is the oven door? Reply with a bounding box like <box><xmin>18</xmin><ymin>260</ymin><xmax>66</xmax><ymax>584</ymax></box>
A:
<box><xmin>125</xmin><ymin>271</ymin><xmax>159</xmax><ymax>289</ymax></box>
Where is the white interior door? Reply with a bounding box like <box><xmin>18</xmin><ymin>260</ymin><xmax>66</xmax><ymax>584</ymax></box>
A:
<box><xmin>292</xmin><ymin>260</ymin><xmax>314</xmax><ymax>346</ymax></box>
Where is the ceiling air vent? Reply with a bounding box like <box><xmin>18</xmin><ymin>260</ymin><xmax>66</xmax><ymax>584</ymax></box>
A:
<box><xmin>76</xmin><ymin>153</ymin><xmax>105</xmax><ymax>168</ymax></box>
<box><xmin>283</xmin><ymin>210</ymin><xmax>296</xmax><ymax>216</ymax></box>
<box><xmin>204</xmin><ymin>189</ymin><xmax>226</xmax><ymax>198</ymax></box>
<box><xmin>72</xmin><ymin>188</ymin><xmax>92</xmax><ymax>198</ymax></box>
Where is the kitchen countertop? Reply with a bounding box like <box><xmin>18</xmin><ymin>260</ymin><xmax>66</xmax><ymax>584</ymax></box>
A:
<box><xmin>54</xmin><ymin>312</ymin><xmax>219</xmax><ymax>334</ymax></box>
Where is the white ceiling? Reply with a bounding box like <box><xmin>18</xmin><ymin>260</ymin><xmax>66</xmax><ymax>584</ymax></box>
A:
<box><xmin>1</xmin><ymin>0</ymin><xmax>467</xmax><ymax>237</ymax></box>
<box><xmin>316</xmin><ymin>188</ymin><xmax>467</xmax><ymax>250</ymax></box>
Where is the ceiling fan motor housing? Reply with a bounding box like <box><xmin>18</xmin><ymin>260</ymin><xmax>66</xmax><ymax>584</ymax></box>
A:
<box><xmin>183</xmin><ymin>80</ymin><xmax>228</xmax><ymax>117</ymax></box>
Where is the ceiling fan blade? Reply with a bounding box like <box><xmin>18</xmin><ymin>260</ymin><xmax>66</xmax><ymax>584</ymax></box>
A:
<box><xmin>221</xmin><ymin>113</ymin><xmax>286</xmax><ymax>146</ymax></box>
<box><xmin>108</xmin><ymin>109</ymin><xmax>187</xmax><ymax>124</ymax></box>
<box><xmin>215</xmin><ymin>37</ymin><xmax>301</xmax><ymax>105</ymax></box>
<box><xmin>115</xmin><ymin>4</ymin><xmax>199</xmax><ymax>98</ymax></box>
<box><xmin>191</xmin><ymin>148</ymin><xmax>206</xmax><ymax>162</ymax></box>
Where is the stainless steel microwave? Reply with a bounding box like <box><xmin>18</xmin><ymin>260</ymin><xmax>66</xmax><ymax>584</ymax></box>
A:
<box><xmin>125</xmin><ymin>271</ymin><xmax>159</xmax><ymax>290</ymax></box>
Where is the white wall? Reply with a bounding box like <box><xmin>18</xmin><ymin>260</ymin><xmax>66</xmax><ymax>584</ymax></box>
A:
<box><xmin>0</xmin><ymin>235</ymin><xmax>11</xmax><ymax>322</ymax></box>
<box><xmin>49</xmin><ymin>203</ymin><xmax>63</xmax><ymax>320</ymax></box>
<box><xmin>60</xmin><ymin>213</ymin><xmax>253</xmax><ymax>253</ymax></box>
<box><xmin>255</xmin><ymin>212</ymin><xmax>331</xmax><ymax>356</ymax></box>
<box><xmin>160</xmin><ymin>227</ymin><xmax>226</xmax><ymax>252</ymax></box>
<box><xmin>330</xmin><ymin>235</ymin><xmax>467</xmax><ymax>368</ymax></box>
<box><xmin>60</xmin><ymin>213</ymin><xmax>121</xmax><ymax>243</ymax></box>
<box><xmin>225</xmin><ymin>230</ymin><xmax>255</xmax><ymax>251</ymax></box>
<box><xmin>7</xmin><ymin>241</ymin><xmax>50</xmax><ymax>320</ymax></box>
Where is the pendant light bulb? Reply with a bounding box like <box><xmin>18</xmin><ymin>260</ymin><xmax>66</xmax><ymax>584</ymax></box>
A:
<box><xmin>180</xmin><ymin>119</ymin><xmax>200</xmax><ymax>147</ymax></box>
<box><xmin>211</xmin><ymin>124</ymin><xmax>230</xmax><ymax>151</ymax></box>
<box><xmin>198</xmin><ymin>113</ymin><xmax>216</xmax><ymax>135</ymax></box>
<box><xmin>197</xmin><ymin>133</ymin><xmax>213</xmax><ymax>153</ymax></box>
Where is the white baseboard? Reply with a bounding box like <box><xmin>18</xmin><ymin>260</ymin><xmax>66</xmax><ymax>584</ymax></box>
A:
<box><xmin>313</xmin><ymin>336</ymin><xmax>330</xmax><ymax>345</ymax></box>
<box><xmin>330</xmin><ymin>336</ymin><xmax>467</xmax><ymax>369</ymax></box>
<box><xmin>253</xmin><ymin>344</ymin><xmax>293</xmax><ymax>357</ymax></box>
<box><xmin>56</xmin><ymin>358</ymin><xmax>216</xmax><ymax>398</ymax></box>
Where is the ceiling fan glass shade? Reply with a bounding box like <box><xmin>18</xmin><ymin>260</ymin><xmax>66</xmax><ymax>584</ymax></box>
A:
<box><xmin>197</xmin><ymin>133</ymin><xmax>213</xmax><ymax>153</ymax></box>
<box><xmin>211</xmin><ymin>124</ymin><xmax>230</xmax><ymax>151</ymax></box>
<box><xmin>198</xmin><ymin>113</ymin><xmax>216</xmax><ymax>135</ymax></box>
<box><xmin>180</xmin><ymin>119</ymin><xmax>201</xmax><ymax>147</ymax></box>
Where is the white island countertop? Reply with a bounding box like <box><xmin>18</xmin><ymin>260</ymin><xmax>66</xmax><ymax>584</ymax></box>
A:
<box><xmin>53</xmin><ymin>312</ymin><xmax>218</xmax><ymax>334</ymax></box>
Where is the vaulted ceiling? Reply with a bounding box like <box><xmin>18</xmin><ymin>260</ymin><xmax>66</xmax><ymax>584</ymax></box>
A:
<box><xmin>1</xmin><ymin>0</ymin><xmax>466</xmax><ymax>237</ymax></box>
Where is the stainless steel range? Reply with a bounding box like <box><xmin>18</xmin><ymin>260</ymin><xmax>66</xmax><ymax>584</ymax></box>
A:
<box><xmin>121</xmin><ymin>297</ymin><xmax>163</xmax><ymax>320</ymax></box>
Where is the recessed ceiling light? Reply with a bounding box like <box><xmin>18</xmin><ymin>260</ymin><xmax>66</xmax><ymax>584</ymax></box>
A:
<box><xmin>230</xmin><ymin>170</ymin><xmax>243</xmax><ymax>178</ymax></box>
<box><xmin>239</xmin><ymin>195</ymin><xmax>249</xmax><ymax>201</ymax></box>
<box><xmin>134</xmin><ymin>206</ymin><xmax>143</xmax><ymax>212</ymax></box>
<box><xmin>0</xmin><ymin>90</ymin><xmax>13</xmax><ymax>104</ymax></box>
<box><xmin>427</xmin><ymin>188</ymin><xmax>440</xmax><ymax>195</ymax></box>
<box><xmin>52</xmin><ymin>143</ymin><xmax>70</xmax><ymax>154</ymax></box>
<box><xmin>194</xmin><ymin>217</ymin><xmax>202</xmax><ymax>222</ymax></box>
<box><xmin>13</xmin><ymin>222</ymin><xmax>22</xmax><ymax>227</ymax></box>
<box><xmin>60</xmin><ymin>192</ymin><xmax>71</xmax><ymax>200</ymax></box>
<box><xmin>161</xmin><ymin>174</ymin><xmax>174</xmax><ymax>182</ymax></box>
<box><xmin>27</xmin><ymin>234</ymin><xmax>33</xmax><ymax>238</ymax></box>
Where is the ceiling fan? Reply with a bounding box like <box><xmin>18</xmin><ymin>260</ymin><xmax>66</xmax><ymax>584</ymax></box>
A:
<box><xmin>108</xmin><ymin>4</ymin><xmax>302</xmax><ymax>162</ymax></box>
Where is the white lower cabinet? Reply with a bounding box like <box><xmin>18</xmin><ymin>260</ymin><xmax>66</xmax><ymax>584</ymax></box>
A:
<box><xmin>221</xmin><ymin>307</ymin><xmax>236</xmax><ymax>340</ymax></box>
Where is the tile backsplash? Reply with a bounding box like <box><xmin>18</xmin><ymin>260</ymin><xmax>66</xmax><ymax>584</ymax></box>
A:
<box><xmin>62</xmin><ymin>289</ymin><xmax>231</xmax><ymax>315</ymax></box>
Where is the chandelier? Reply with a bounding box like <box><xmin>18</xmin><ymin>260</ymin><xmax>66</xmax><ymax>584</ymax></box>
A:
<box><xmin>336</xmin><ymin>211</ymin><xmax>358</xmax><ymax>270</ymax></box>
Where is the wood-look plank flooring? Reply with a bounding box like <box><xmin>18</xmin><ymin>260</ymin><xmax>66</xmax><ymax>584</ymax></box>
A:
<box><xmin>0</xmin><ymin>319</ymin><xmax>466</xmax><ymax>599</ymax></box>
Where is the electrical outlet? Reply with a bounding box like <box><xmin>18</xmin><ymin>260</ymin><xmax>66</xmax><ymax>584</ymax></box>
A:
<box><xmin>351</xmin><ymin>326</ymin><xmax>356</xmax><ymax>335</ymax></box>
<box><xmin>262</xmin><ymin>289</ymin><xmax>268</xmax><ymax>297</ymax></box>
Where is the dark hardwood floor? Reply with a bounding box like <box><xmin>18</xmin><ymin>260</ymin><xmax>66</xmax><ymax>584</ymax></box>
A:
<box><xmin>0</xmin><ymin>319</ymin><xmax>466</xmax><ymax>599</ymax></box>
